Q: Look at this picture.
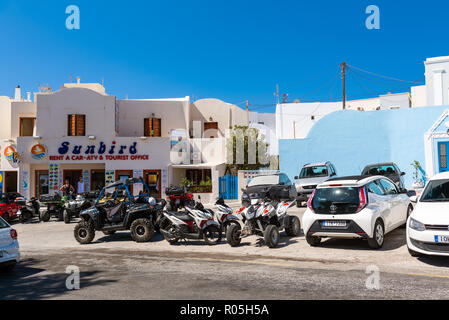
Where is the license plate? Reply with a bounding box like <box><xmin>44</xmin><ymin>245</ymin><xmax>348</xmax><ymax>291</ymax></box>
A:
<box><xmin>322</xmin><ymin>220</ymin><xmax>347</xmax><ymax>228</ymax></box>
<box><xmin>435</xmin><ymin>235</ymin><xmax>449</xmax><ymax>243</ymax></box>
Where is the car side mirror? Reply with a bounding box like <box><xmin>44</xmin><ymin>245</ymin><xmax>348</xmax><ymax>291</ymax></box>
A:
<box><xmin>401</xmin><ymin>172</ymin><xmax>406</xmax><ymax>176</ymax></box>
<box><xmin>409</xmin><ymin>195</ymin><xmax>418</xmax><ymax>203</ymax></box>
<box><xmin>294</xmin><ymin>176</ymin><xmax>299</xmax><ymax>180</ymax></box>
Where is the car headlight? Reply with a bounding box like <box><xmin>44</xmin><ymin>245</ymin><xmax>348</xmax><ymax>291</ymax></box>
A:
<box><xmin>409</xmin><ymin>218</ymin><xmax>426</xmax><ymax>231</ymax></box>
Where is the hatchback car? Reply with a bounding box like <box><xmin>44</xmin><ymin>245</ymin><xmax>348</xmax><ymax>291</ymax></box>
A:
<box><xmin>407</xmin><ymin>172</ymin><xmax>449</xmax><ymax>257</ymax></box>
<box><xmin>0</xmin><ymin>217</ymin><xmax>20</xmax><ymax>272</ymax></box>
<box><xmin>361</xmin><ymin>162</ymin><xmax>406</xmax><ymax>191</ymax></box>
<box><xmin>302</xmin><ymin>175</ymin><xmax>412</xmax><ymax>249</ymax></box>
<box><xmin>294</xmin><ymin>162</ymin><xmax>337</xmax><ymax>207</ymax></box>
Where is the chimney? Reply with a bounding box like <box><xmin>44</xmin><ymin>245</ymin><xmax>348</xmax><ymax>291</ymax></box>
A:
<box><xmin>26</xmin><ymin>92</ymin><xmax>31</xmax><ymax>101</ymax></box>
<box><xmin>14</xmin><ymin>85</ymin><xmax>21</xmax><ymax>100</ymax></box>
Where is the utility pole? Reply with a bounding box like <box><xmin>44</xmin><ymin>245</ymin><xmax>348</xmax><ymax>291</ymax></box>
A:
<box><xmin>246</xmin><ymin>100</ymin><xmax>249</xmax><ymax>126</ymax></box>
<box><xmin>341</xmin><ymin>62</ymin><xmax>346</xmax><ymax>110</ymax></box>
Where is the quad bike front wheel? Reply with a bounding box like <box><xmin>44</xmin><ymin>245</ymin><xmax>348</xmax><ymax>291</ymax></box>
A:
<box><xmin>203</xmin><ymin>225</ymin><xmax>222</xmax><ymax>245</ymax></box>
<box><xmin>63</xmin><ymin>210</ymin><xmax>71</xmax><ymax>224</ymax></box>
<box><xmin>130</xmin><ymin>218</ymin><xmax>155</xmax><ymax>243</ymax></box>
<box><xmin>226</xmin><ymin>223</ymin><xmax>242</xmax><ymax>247</ymax></box>
<box><xmin>74</xmin><ymin>221</ymin><xmax>95</xmax><ymax>244</ymax></box>
<box><xmin>264</xmin><ymin>225</ymin><xmax>280</xmax><ymax>248</ymax></box>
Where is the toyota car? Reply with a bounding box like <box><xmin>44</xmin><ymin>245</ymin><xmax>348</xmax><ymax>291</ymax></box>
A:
<box><xmin>407</xmin><ymin>172</ymin><xmax>449</xmax><ymax>257</ymax></box>
<box><xmin>302</xmin><ymin>175</ymin><xmax>412</xmax><ymax>249</ymax></box>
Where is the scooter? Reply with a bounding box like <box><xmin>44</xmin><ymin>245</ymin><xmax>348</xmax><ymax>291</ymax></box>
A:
<box><xmin>159</xmin><ymin>196</ymin><xmax>222</xmax><ymax>245</ymax></box>
<box><xmin>226</xmin><ymin>195</ymin><xmax>300</xmax><ymax>248</ymax></box>
<box><xmin>15</xmin><ymin>197</ymin><xmax>40</xmax><ymax>223</ymax></box>
<box><xmin>214</xmin><ymin>198</ymin><xmax>240</xmax><ymax>233</ymax></box>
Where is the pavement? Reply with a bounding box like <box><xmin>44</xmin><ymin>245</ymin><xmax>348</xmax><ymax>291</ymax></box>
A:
<box><xmin>1</xmin><ymin>203</ymin><xmax>449</xmax><ymax>299</ymax></box>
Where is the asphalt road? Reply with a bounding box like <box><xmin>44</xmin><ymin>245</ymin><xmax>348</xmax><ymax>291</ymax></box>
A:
<box><xmin>2</xmin><ymin>204</ymin><xmax>449</xmax><ymax>300</ymax></box>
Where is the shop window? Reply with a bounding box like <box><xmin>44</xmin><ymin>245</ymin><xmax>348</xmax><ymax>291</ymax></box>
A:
<box><xmin>204</xmin><ymin>122</ymin><xmax>218</xmax><ymax>138</ymax></box>
<box><xmin>68</xmin><ymin>114</ymin><xmax>86</xmax><ymax>136</ymax></box>
<box><xmin>441</xmin><ymin>144</ymin><xmax>447</xmax><ymax>169</ymax></box>
<box><xmin>35</xmin><ymin>170</ymin><xmax>49</xmax><ymax>197</ymax></box>
<box><xmin>144</xmin><ymin>170</ymin><xmax>161</xmax><ymax>198</ymax></box>
<box><xmin>144</xmin><ymin>118</ymin><xmax>161</xmax><ymax>137</ymax></box>
<box><xmin>91</xmin><ymin>170</ymin><xmax>105</xmax><ymax>191</ymax></box>
<box><xmin>20</xmin><ymin>117</ymin><xmax>35</xmax><ymax>137</ymax></box>
<box><xmin>185</xmin><ymin>169</ymin><xmax>212</xmax><ymax>193</ymax></box>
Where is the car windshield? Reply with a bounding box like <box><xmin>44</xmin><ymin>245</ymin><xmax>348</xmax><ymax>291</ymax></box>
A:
<box><xmin>420</xmin><ymin>179</ymin><xmax>449</xmax><ymax>202</ymax></box>
<box><xmin>299</xmin><ymin>166</ymin><xmax>328</xmax><ymax>178</ymax></box>
<box><xmin>0</xmin><ymin>217</ymin><xmax>9</xmax><ymax>229</ymax></box>
<box><xmin>248</xmin><ymin>175</ymin><xmax>279</xmax><ymax>187</ymax></box>
<box><xmin>363</xmin><ymin>165</ymin><xmax>396</xmax><ymax>176</ymax></box>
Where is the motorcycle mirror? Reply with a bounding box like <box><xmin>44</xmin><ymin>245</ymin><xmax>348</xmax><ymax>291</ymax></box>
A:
<box><xmin>198</xmin><ymin>195</ymin><xmax>201</xmax><ymax>200</ymax></box>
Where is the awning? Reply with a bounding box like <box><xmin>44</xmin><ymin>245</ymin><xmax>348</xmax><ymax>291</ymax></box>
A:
<box><xmin>169</xmin><ymin>162</ymin><xmax>224</xmax><ymax>169</ymax></box>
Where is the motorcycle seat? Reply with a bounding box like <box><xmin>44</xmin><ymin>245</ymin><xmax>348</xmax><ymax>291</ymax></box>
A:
<box><xmin>167</xmin><ymin>211</ymin><xmax>193</xmax><ymax>221</ymax></box>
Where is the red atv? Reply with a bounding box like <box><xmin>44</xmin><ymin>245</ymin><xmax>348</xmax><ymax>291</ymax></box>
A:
<box><xmin>0</xmin><ymin>193</ymin><xmax>21</xmax><ymax>223</ymax></box>
<box><xmin>165</xmin><ymin>186</ymin><xmax>194</xmax><ymax>211</ymax></box>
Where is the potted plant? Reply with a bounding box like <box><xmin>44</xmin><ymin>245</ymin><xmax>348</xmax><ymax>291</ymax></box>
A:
<box><xmin>410</xmin><ymin>160</ymin><xmax>424</xmax><ymax>189</ymax></box>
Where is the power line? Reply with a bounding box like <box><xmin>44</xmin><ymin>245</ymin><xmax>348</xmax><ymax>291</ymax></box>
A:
<box><xmin>346</xmin><ymin>64</ymin><xmax>424</xmax><ymax>85</ymax></box>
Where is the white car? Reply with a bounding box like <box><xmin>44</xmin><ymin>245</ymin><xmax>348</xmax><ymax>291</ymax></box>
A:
<box><xmin>407</xmin><ymin>172</ymin><xmax>449</xmax><ymax>257</ymax></box>
<box><xmin>302</xmin><ymin>175</ymin><xmax>412</xmax><ymax>249</ymax></box>
<box><xmin>0</xmin><ymin>217</ymin><xmax>20</xmax><ymax>272</ymax></box>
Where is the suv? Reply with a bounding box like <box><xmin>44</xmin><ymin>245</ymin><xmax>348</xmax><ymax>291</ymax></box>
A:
<box><xmin>361</xmin><ymin>162</ymin><xmax>406</xmax><ymax>191</ymax></box>
<box><xmin>74</xmin><ymin>177</ymin><xmax>165</xmax><ymax>244</ymax></box>
<box><xmin>241</xmin><ymin>173</ymin><xmax>296</xmax><ymax>207</ymax></box>
<box><xmin>294</xmin><ymin>162</ymin><xmax>337</xmax><ymax>207</ymax></box>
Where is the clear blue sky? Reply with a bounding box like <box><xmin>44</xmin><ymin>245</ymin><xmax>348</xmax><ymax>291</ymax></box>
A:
<box><xmin>1</xmin><ymin>0</ymin><xmax>448</xmax><ymax>112</ymax></box>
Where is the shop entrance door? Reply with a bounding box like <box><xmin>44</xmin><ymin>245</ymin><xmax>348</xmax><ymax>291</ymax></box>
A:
<box><xmin>143</xmin><ymin>170</ymin><xmax>161</xmax><ymax>198</ymax></box>
<box><xmin>91</xmin><ymin>169</ymin><xmax>105</xmax><ymax>191</ymax></box>
<box><xmin>63</xmin><ymin>170</ymin><xmax>83</xmax><ymax>193</ymax></box>
<box><xmin>4</xmin><ymin>171</ymin><xmax>17</xmax><ymax>193</ymax></box>
<box><xmin>35</xmin><ymin>170</ymin><xmax>49</xmax><ymax>197</ymax></box>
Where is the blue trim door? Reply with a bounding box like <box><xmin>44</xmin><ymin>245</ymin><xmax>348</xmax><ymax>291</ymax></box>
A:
<box><xmin>438</xmin><ymin>142</ymin><xmax>449</xmax><ymax>172</ymax></box>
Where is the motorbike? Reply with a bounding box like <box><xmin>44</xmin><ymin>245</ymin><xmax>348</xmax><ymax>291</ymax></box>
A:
<box><xmin>214</xmin><ymin>198</ymin><xmax>240</xmax><ymax>233</ymax></box>
<box><xmin>15</xmin><ymin>196</ymin><xmax>40</xmax><ymax>223</ymax></box>
<box><xmin>226</xmin><ymin>191</ymin><xmax>300</xmax><ymax>248</ymax></box>
<box><xmin>165</xmin><ymin>185</ymin><xmax>194</xmax><ymax>211</ymax></box>
<box><xmin>159</xmin><ymin>196</ymin><xmax>222</xmax><ymax>245</ymax></box>
<box><xmin>63</xmin><ymin>193</ymin><xmax>93</xmax><ymax>224</ymax></box>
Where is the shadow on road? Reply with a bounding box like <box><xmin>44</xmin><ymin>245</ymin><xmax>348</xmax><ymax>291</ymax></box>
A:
<box><xmin>0</xmin><ymin>258</ymin><xmax>116</xmax><ymax>300</ymax></box>
<box><xmin>416</xmin><ymin>255</ymin><xmax>449</xmax><ymax>267</ymax></box>
<box><xmin>94</xmin><ymin>231</ymin><xmax>166</xmax><ymax>244</ymax></box>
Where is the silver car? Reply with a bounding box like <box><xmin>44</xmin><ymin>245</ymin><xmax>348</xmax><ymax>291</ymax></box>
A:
<box><xmin>294</xmin><ymin>162</ymin><xmax>337</xmax><ymax>207</ymax></box>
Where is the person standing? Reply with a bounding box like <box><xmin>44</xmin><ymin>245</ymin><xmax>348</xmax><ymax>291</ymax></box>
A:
<box><xmin>77</xmin><ymin>176</ymin><xmax>85</xmax><ymax>194</ymax></box>
<box><xmin>60</xmin><ymin>179</ymin><xmax>75</xmax><ymax>197</ymax></box>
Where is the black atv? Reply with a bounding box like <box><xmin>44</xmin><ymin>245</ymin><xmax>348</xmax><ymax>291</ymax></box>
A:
<box><xmin>74</xmin><ymin>178</ymin><xmax>165</xmax><ymax>244</ymax></box>
<box><xmin>63</xmin><ymin>191</ymin><xmax>98</xmax><ymax>224</ymax></box>
<box><xmin>38</xmin><ymin>193</ymin><xmax>66</xmax><ymax>222</ymax></box>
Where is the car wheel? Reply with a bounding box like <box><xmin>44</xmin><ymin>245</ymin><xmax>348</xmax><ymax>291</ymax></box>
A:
<box><xmin>226</xmin><ymin>223</ymin><xmax>242</xmax><ymax>247</ymax></box>
<box><xmin>130</xmin><ymin>218</ymin><xmax>155</xmax><ymax>243</ymax></box>
<box><xmin>285</xmin><ymin>215</ymin><xmax>301</xmax><ymax>237</ymax></box>
<box><xmin>264</xmin><ymin>225</ymin><xmax>280</xmax><ymax>248</ymax></box>
<box><xmin>368</xmin><ymin>220</ymin><xmax>384</xmax><ymax>249</ymax></box>
<box><xmin>74</xmin><ymin>221</ymin><xmax>95</xmax><ymax>244</ymax></box>
<box><xmin>40</xmin><ymin>210</ymin><xmax>50</xmax><ymax>222</ymax></box>
<box><xmin>401</xmin><ymin>205</ymin><xmax>413</xmax><ymax>228</ymax></box>
<box><xmin>306</xmin><ymin>235</ymin><xmax>321</xmax><ymax>246</ymax></box>
<box><xmin>408</xmin><ymin>247</ymin><xmax>422</xmax><ymax>257</ymax></box>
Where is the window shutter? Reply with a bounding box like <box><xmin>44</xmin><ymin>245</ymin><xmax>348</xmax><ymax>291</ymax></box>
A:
<box><xmin>144</xmin><ymin>118</ymin><xmax>150</xmax><ymax>137</ymax></box>
<box><xmin>153</xmin><ymin>118</ymin><xmax>161</xmax><ymax>137</ymax></box>
<box><xmin>144</xmin><ymin>117</ymin><xmax>161</xmax><ymax>137</ymax></box>
<box><xmin>76</xmin><ymin>115</ymin><xmax>85</xmax><ymax>136</ymax></box>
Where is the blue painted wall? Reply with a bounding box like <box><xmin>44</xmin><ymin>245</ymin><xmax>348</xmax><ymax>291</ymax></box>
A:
<box><xmin>279</xmin><ymin>106</ymin><xmax>448</xmax><ymax>188</ymax></box>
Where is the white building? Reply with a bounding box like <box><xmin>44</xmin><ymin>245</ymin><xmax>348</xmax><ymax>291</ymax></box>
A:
<box><xmin>0</xmin><ymin>82</ymin><xmax>250</xmax><ymax>203</ymax></box>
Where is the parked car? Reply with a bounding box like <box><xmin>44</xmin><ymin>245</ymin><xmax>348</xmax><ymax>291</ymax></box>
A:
<box><xmin>0</xmin><ymin>217</ymin><xmax>19</xmax><ymax>272</ymax></box>
<box><xmin>407</xmin><ymin>172</ymin><xmax>449</xmax><ymax>257</ymax></box>
<box><xmin>74</xmin><ymin>178</ymin><xmax>165</xmax><ymax>244</ymax></box>
<box><xmin>302</xmin><ymin>175</ymin><xmax>412</xmax><ymax>249</ymax></box>
<box><xmin>294</xmin><ymin>162</ymin><xmax>337</xmax><ymax>207</ymax></box>
<box><xmin>361</xmin><ymin>162</ymin><xmax>406</xmax><ymax>191</ymax></box>
<box><xmin>241</xmin><ymin>173</ymin><xmax>296</xmax><ymax>207</ymax></box>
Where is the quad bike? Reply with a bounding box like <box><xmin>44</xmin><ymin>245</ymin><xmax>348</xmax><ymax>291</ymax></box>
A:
<box><xmin>74</xmin><ymin>178</ymin><xmax>165</xmax><ymax>244</ymax></box>
<box><xmin>39</xmin><ymin>193</ymin><xmax>66</xmax><ymax>222</ymax></box>
<box><xmin>15</xmin><ymin>196</ymin><xmax>40</xmax><ymax>223</ymax></box>
<box><xmin>226</xmin><ymin>190</ymin><xmax>300</xmax><ymax>248</ymax></box>
<box><xmin>165</xmin><ymin>185</ymin><xmax>194</xmax><ymax>211</ymax></box>
<box><xmin>214</xmin><ymin>198</ymin><xmax>240</xmax><ymax>234</ymax></box>
<box><xmin>159</xmin><ymin>196</ymin><xmax>222</xmax><ymax>245</ymax></box>
<box><xmin>63</xmin><ymin>193</ymin><xmax>93</xmax><ymax>224</ymax></box>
